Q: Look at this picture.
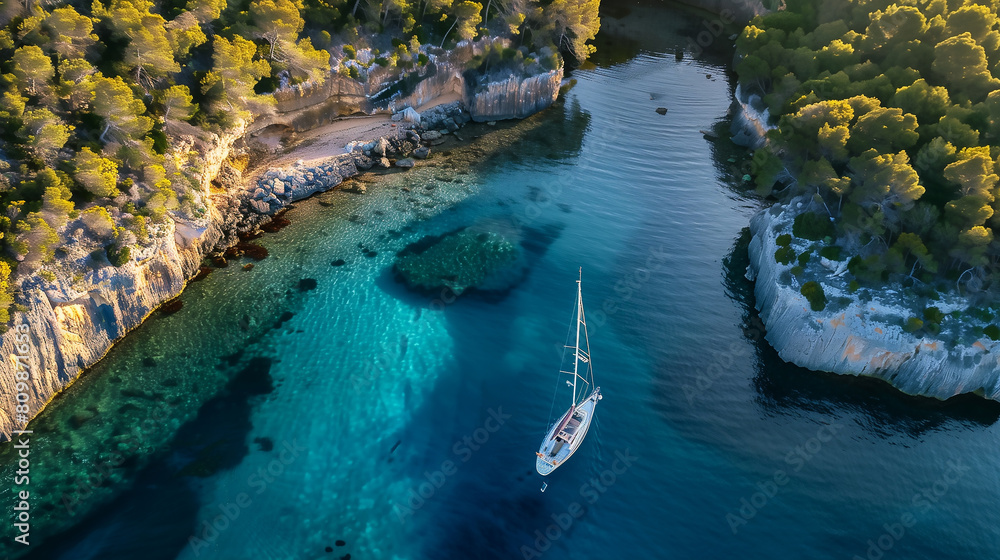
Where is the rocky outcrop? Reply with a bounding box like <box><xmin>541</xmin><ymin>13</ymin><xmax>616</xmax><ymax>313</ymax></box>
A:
<box><xmin>0</xmin><ymin>221</ymin><xmax>189</xmax><ymax>436</ymax></box>
<box><xmin>729</xmin><ymin>83</ymin><xmax>771</xmax><ymax>149</ymax></box>
<box><xmin>747</xmin><ymin>201</ymin><xmax>1000</xmax><ymax>402</ymax></box>
<box><xmin>463</xmin><ymin>67</ymin><xmax>563</xmax><ymax>122</ymax></box>
<box><xmin>418</xmin><ymin>102</ymin><xmax>472</xmax><ymax>132</ymax></box>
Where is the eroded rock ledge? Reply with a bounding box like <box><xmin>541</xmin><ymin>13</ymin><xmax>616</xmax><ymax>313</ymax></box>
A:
<box><xmin>747</xmin><ymin>200</ymin><xmax>1000</xmax><ymax>402</ymax></box>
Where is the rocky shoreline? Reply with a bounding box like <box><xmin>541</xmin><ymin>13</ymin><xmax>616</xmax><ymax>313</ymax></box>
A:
<box><xmin>747</xmin><ymin>201</ymin><xmax>1000</xmax><ymax>402</ymax></box>
<box><xmin>0</xmin><ymin>57</ymin><xmax>558</xmax><ymax>441</ymax></box>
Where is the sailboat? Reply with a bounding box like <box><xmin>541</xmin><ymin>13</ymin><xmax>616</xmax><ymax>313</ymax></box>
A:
<box><xmin>536</xmin><ymin>269</ymin><xmax>602</xmax><ymax>476</ymax></box>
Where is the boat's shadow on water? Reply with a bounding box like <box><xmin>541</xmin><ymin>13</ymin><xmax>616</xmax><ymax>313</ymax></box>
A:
<box><xmin>722</xmin><ymin>227</ymin><xmax>1000</xmax><ymax>434</ymax></box>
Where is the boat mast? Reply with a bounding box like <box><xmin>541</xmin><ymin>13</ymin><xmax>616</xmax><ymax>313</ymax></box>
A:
<box><xmin>572</xmin><ymin>268</ymin><xmax>582</xmax><ymax>407</ymax></box>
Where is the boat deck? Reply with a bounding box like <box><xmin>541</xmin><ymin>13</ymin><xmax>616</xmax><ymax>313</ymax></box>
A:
<box><xmin>536</xmin><ymin>390</ymin><xmax>600</xmax><ymax>476</ymax></box>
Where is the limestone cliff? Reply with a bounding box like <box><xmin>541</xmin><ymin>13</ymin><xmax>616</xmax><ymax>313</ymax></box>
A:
<box><xmin>747</xmin><ymin>201</ymin><xmax>1000</xmax><ymax>402</ymax></box>
<box><xmin>463</xmin><ymin>67</ymin><xmax>563</xmax><ymax>122</ymax></box>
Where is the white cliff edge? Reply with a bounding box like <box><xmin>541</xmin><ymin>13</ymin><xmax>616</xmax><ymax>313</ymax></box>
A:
<box><xmin>747</xmin><ymin>201</ymin><xmax>1000</xmax><ymax>402</ymax></box>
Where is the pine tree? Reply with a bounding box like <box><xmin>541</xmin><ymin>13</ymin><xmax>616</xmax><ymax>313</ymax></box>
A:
<box><xmin>440</xmin><ymin>1</ymin><xmax>482</xmax><ymax>47</ymax></box>
<box><xmin>206</xmin><ymin>36</ymin><xmax>272</xmax><ymax>117</ymax></box>
<box><xmin>162</xmin><ymin>85</ymin><xmax>197</xmax><ymax>121</ymax></box>
<box><xmin>91</xmin><ymin>75</ymin><xmax>153</xmax><ymax>144</ymax></box>
<box><xmin>44</xmin><ymin>6</ymin><xmax>96</xmax><ymax>59</ymax></box>
<box><xmin>73</xmin><ymin>147</ymin><xmax>120</xmax><ymax>197</ymax></box>
<box><xmin>11</xmin><ymin>45</ymin><xmax>54</xmax><ymax>96</ymax></box>
<box><xmin>18</xmin><ymin>108</ymin><xmax>72</xmax><ymax>164</ymax></box>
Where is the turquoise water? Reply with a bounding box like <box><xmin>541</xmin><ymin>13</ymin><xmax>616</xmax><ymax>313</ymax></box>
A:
<box><xmin>6</xmin><ymin>3</ymin><xmax>1000</xmax><ymax>559</ymax></box>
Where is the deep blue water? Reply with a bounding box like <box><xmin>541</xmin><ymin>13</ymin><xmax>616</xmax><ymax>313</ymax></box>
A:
<box><xmin>5</xmin><ymin>3</ymin><xmax>1000</xmax><ymax>559</ymax></box>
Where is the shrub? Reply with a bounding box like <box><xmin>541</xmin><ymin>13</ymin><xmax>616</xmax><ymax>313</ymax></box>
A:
<box><xmin>107</xmin><ymin>245</ymin><xmax>131</xmax><ymax>267</ymax></box>
<box><xmin>848</xmin><ymin>254</ymin><xmax>887</xmax><ymax>285</ymax></box>
<box><xmin>418</xmin><ymin>53</ymin><xmax>429</xmax><ymax>66</ymax></box>
<box><xmin>819</xmin><ymin>245</ymin><xmax>842</xmax><ymax>260</ymax></box>
<box><xmin>984</xmin><ymin>325</ymin><xmax>1000</xmax><ymax>341</ymax></box>
<box><xmin>923</xmin><ymin>307</ymin><xmax>945</xmax><ymax>324</ymax></box>
<box><xmin>373</xmin><ymin>57</ymin><xmax>390</xmax><ymax>67</ymax></box>
<box><xmin>800</xmin><ymin>281</ymin><xmax>826</xmax><ymax>311</ymax></box>
<box><xmin>793</xmin><ymin>211</ymin><xmax>834</xmax><ymax>241</ymax></box>
<box><xmin>903</xmin><ymin>317</ymin><xmax>924</xmax><ymax>333</ymax></box>
<box><xmin>80</xmin><ymin>206</ymin><xmax>115</xmax><ymax>238</ymax></box>
<box><xmin>348</xmin><ymin>66</ymin><xmax>360</xmax><ymax>80</ymax></box>
<box><xmin>970</xmin><ymin>307</ymin><xmax>994</xmax><ymax>322</ymax></box>
<box><xmin>776</xmin><ymin>233</ymin><xmax>792</xmax><ymax>247</ymax></box>
<box><xmin>797</xmin><ymin>250</ymin><xmax>811</xmax><ymax>266</ymax></box>
<box><xmin>791</xmin><ymin>265</ymin><xmax>804</xmax><ymax>276</ymax></box>
<box><xmin>848</xmin><ymin>280</ymin><xmax>860</xmax><ymax>292</ymax></box>
<box><xmin>774</xmin><ymin>246</ymin><xmax>796</xmax><ymax>265</ymax></box>
<box><xmin>343</xmin><ymin>44</ymin><xmax>356</xmax><ymax>59</ymax></box>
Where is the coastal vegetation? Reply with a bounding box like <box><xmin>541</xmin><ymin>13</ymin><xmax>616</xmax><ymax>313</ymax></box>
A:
<box><xmin>737</xmin><ymin>0</ymin><xmax>1000</xmax><ymax>295</ymax></box>
<box><xmin>0</xmin><ymin>0</ymin><xmax>600</xmax><ymax>327</ymax></box>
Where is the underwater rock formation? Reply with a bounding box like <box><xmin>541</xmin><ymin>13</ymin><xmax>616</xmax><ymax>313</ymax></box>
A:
<box><xmin>393</xmin><ymin>229</ymin><xmax>524</xmax><ymax>296</ymax></box>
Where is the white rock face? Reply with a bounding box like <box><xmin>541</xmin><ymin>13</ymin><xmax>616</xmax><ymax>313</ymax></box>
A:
<box><xmin>464</xmin><ymin>68</ymin><xmax>563</xmax><ymax>122</ymax></box>
<box><xmin>748</xmin><ymin>202</ymin><xmax>1000</xmax><ymax>402</ymax></box>
<box><xmin>0</xmin><ymin>220</ymin><xmax>189</xmax><ymax>437</ymax></box>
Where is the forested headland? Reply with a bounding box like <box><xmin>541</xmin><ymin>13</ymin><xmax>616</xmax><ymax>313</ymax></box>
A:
<box><xmin>0</xmin><ymin>0</ymin><xmax>600</xmax><ymax>325</ymax></box>
<box><xmin>738</xmin><ymin>0</ymin><xmax>1000</xmax><ymax>308</ymax></box>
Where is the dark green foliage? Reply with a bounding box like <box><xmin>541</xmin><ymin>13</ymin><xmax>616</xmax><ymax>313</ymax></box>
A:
<box><xmin>903</xmin><ymin>317</ymin><xmax>924</xmax><ymax>333</ymax></box>
<box><xmin>774</xmin><ymin>246</ymin><xmax>796</xmax><ymax>265</ymax></box>
<box><xmin>800</xmin><ymin>280</ymin><xmax>827</xmax><ymax>311</ymax></box>
<box><xmin>797</xmin><ymin>250</ymin><xmax>811</xmax><ymax>266</ymax></box>
<box><xmin>106</xmin><ymin>245</ymin><xmax>131</xmax><ymax>267</ymax></box>
<box><xmin>984</xmin><ymin>324</ymin><xmax>1000</xmax><ymax>340</ymax></box>
<box><xmin>149</xmin><ymin>128</ymin><xmax>168</xmax><ymax>155</ymax></box>
<box><xmin>819</xmin><ymin>245</ymin><xmax>842</xmax><ymax>260</ymax></box>
<box><xmin>970</xmin><ymin>307</ymin><xmax>994</xmax><ymax>322</ymax></box>
<box><xmin>793</xmin><ymin>212</ymin><xmax>834</xmax><ymax>241</ymax></box>
<box><xmin>923</xmin><ymin>306</ymin><xmax>945</xmax><ymax>324</ymax></box>
<box><xmin>791</xmin><ymin>265</ymin><xmax>805</xmax><ymax>276</ymax></box>
<box><xmin>848</xmin><ymin>279</ymin><xmax>860</xmax><ymax>292</ymax></box>
<box><xmin>848</xmin><ymin>254</ymin><xmax>887</xmax><ymax>285</ymax></box>
<box><xmin>776</xmin><ymin>233</ymin><xmax>792</xmax><ymax>247</ymax></box>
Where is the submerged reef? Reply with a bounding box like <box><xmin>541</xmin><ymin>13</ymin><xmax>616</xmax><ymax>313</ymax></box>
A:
<box><xmin>393</xmin><ymin>229</ymin><xmax>524</xmax><ymax>296</ymax></box>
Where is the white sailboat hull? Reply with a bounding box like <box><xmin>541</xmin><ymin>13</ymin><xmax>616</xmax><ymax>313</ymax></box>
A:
<box><xmin>535</xmin><ymin>388</ymin><xmax>601</xmax><ymax>476</ymax></box>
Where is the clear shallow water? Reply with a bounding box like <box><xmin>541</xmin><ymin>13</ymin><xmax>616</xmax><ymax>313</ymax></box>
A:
<box><xmin>6</xmin><ymin>4</ymin><xmax>1000</xmax><ymax>559</ymax></box>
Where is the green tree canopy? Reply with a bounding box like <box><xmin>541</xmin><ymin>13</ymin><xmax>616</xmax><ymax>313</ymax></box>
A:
<box><xmin>11</xmin><ymin>45</ymin><xmax>54</xmax><ymax>96</ymax></box>
<box><xmin>73</xmin><ymin>147</ymin><xmax>120</xmax><ymax>197</ymax></box>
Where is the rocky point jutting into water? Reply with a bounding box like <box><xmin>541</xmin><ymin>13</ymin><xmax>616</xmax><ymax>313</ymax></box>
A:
<box><xmin>747</xmin><ymin>198</ymin><xmax>1000</xmax><ymax>402</ymax></box>
<box><xmin>731</xmin><ymin>79</ymin><xmax>1000</xmax><ymax>403</ymax></box>
<box><xmin>0</xmin><ymin>40</ymin><xmax>563</xmax><ymax>441</ymax></box>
